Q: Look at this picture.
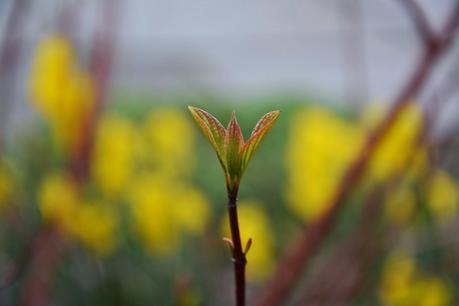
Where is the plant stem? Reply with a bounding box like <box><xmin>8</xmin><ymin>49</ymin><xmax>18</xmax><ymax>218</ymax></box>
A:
<box><xmin>227</xmin><ymin>189</ymin><xmax>246</xmax><ymax>306</ymax></box>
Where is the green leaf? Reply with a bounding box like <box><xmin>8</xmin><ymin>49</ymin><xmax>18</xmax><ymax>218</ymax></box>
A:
<box><xmin>189</xmin><ymin>107</ymin><xmax>280</xmax><ymax>194</ymax></box>
<box><xmin>188</xmin><ymin>106</ymin><xmax>227</xmax><ymax>168</ymax></box>
<box><xmin>224</xmin><ymin>111</ymin><xmax>244</xmax><ymax>184</ymax></box>
<box><xmin>241</xmin><ymin>110</ymin><xmax>281</xmax><ymax>171</ymax></box>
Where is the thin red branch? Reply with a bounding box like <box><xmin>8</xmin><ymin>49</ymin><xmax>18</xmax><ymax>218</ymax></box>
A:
<box><xmin>18</xmin><ymin>226</ymin><xmax>62</xmax><ymax>306</ymax></box>
<box><xmin>397</xmin><ymin>0</ymin><xmax>436</xmax><ymax>46</ymax></box>
<box><xmin>295</xmin><ymin>114</ymin><xmax>436</xmax><ymax>306</ymax></box>
<box><xmin>70</xmin><ymin>0</ymin><xmax>120</xmax><ymax>182</ymax></box>
<box><xmin>18</xmin><ymin>1</ymin><xmax>120</xmax><ymax>305</ymax></box>
<box><xmin>254</xmin><ymin>2</ymin><xmax>459</xmax><ymax>306</ymax></box>
<box><xmin>422</xmin><ymin>50</ymin><xmax>459</xmax><ymax>129</ymax></box>
<box><xmin>296</xmin><ymin>189</ymin><xmax>384</xmax><ymax>306</ymax></box>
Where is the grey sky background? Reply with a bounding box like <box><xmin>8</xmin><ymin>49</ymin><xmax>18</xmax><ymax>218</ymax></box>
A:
<box><xmin>1</xmin><ymin>0</ymin><xmax>458</xmax><ymax>134</ymax></box>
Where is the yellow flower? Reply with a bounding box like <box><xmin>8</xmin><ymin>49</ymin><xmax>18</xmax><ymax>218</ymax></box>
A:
<box><xmin>385</xmin><ymin>185</ymin><xmax>416</xmax><ymax>225</ymax></box>
<box><xmin>285</xmin><ymin>107</ymin><xmax>364</xmax><ymax>222</ymax></box>
<box><xmin>128</xmin><ymin>174</ymin><xmax>180</xmax><ymax>255</ymax></box>
<box><xmin>379</xmin><ymin>250</ymin><xmax>416</xmax><ymax>306</ymax></box>
<box><xmin>39</xmin><ymin>173</ymin><xmax>118</xmax><ymax>256</ymax></box>
<box><xmin>29</xmin><ymin>34</ymin><xmax>74</xmax><ymax>113</ymax></box>
<box><xmin>69</xmin><ymin>203</ymin><xmax>118</xmax><ymax>257</ymax></box>
<box><xmin>55</xmin><ymin>71</ymin><xmax>94</xmax><ymax>152</ymax></box>
<box><xmin>415</xmin><ymin>277</ymin><xmax>452</xmax><ymax>306</ymax></box>
<box><xmin>28</xmin><ymin>33</ymin><xmax>94</xmax><ymax>153</ymax></box>
<box><xmin>128</xmin><ymin>173</ymin><xmax>211</xmax><ymax>256</ymax></box>
<box><xmin>176</xmin><ymin>285</ymin><xmax>202</xmax><ymax>306</ymax></box>
<box><xmin>406</xmin><ymin>147</ymin><xmax>429</xmax><ymax>181</ymax></box>
<box><xmin>221</xmin><ymin>201</ymin><xmax>275</xmax><ymax>282</ymax></box>
<box><xmin>173</xmin><ymin>186</ymin><xmax>211</xmax><ymax>235</ymax></box>
<box><xmin>379</xmin><ymin>250</ymin><xmax>452</xmax><ymax>306</ymax></box>
<box><xmin>426</xmin><ymin>169</ymin><xmax>458</xmax><ymax>224</ymax></box>
<box><xmin>38</xmin><ymin>173</ymin><xmax>79</xmax><ymax>230</ymax></box>
<box><xmin>0</xmin><ymin>162</ymin><xmax>14</xmax><ymax>212</ymax></box>
<box><xmin>363</xmin><ymin>102</ymin><xmax>423</xmax><ymax>182</ymax></box>
<box><xmin>144</xmin><ymin>108</ymin><xmax>196</xmax><ymax>175</ymax></box>
<box><xmin>91</xmin><ymin>115</ymin><xmax>138</xmax><ymax>197</ymax></box>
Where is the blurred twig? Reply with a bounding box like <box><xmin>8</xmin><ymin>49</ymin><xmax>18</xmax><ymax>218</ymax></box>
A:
<box><xmin>295</xmin><ymin>102</ymin><xmax>440</xmax><ymax>306</ymax></box>
<box><xmin>18</xmin><ymin>1</ymin><xmax>120</xmax><ymax>306</ymax></box>
<box><xmin>397</xmin><ymin>0</ymin><xmax>435</xmax><ymax>47</ymax></box>
<box><xmin>70</xmin><ymin>0</ymin><xmax>120</xmax><ymax>182</ymax></box>
<box><xmin>421</xmin><ymin>51</ymin><xmax>459</xmax><ymax>167</ymax></box>
<box><xmin>254</xmin><ymin>2</ymin><xmax>459</xmax><ymax>306</ymax></box>
<box><xmin>423</xmin><ymin>54</ymin><xmax>459</xmax><ymax>131</ymax></box>
<box><xmin>18</xmin><ymin>226</ymin><xmax>62</xmax><ymax>306</ymax></box>
<box><xmin>296</xmin><ymin>188</ymin><xmax>384</xmax><ymax>306</ymax></box>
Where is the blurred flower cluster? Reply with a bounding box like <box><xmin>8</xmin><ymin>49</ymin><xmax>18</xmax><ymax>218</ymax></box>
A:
<box><xmin>285</xmin><ymin>103</ymin><xmax>458</xmax><ymax>306</ymax></box>
<box><xmin>0</xmin><ymin>34</ymin><xmax>281</xmax><ymax>303</ymax></box>
<box><xmin>1</xmin><ymin>25</ymin><xmax>459</xmax><ymax>306</ymax></box>
<box><xmin>24</xmin><ymin>34</ymin><xmax>218</xmax><ymax>260</ymax></box>
<box><xmin>285</xmin><ymin>103</ymin><xmax>458</xmax><ymax>226</ymax></box>
<box><xmin>379</xmin><ymin>250</ymin><xmax>452</xmax><ymax>306</ymax></box>
<box><xmin>29</xmin><ymin>34</ymin><xmax>94</xmax><ymax>154</ymax></box>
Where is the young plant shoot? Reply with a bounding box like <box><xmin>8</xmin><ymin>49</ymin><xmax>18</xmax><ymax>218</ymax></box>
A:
<box><xmin>188</xmin><ymin>106</ymin><xmax>280</xmax><ymax>306</ymax></box>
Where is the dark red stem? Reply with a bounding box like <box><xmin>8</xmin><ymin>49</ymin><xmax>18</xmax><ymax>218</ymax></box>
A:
<box><xmin>227</xmin><ymin>189</ymin><xmax>246</xmax><ymax>306</ymax></box>
<box><xmin>397</xmin><ymin>0</ymin><xmax>435</xmax><ymax>46</ymax></box>
<box><xmin>70</xmin><ymin>0</ymin><xmax>119</xmax><ymax>182</ymax></box>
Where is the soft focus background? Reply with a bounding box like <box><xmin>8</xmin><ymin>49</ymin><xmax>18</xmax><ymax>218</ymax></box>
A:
<box><xmin>0</xmin><ymin>0</ymin><xmax>459</xmax><ymax>306</ymax></box>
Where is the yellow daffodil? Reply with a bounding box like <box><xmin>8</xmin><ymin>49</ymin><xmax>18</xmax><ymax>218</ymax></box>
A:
<box><xmin>144</xmin><ymin>108</ymin><xmax>196</xmax><ymax>175</ymax></box>
<box><xmin>38</xmin><ymin>173</ymin><xmax>79</xmax><ymax>230</ymax></box>
<box><xmin>379</xmin><ymin>250</ymin><xmax>452</xmax><ymax>306</ymax></box>
<box><xmin>385</xmin><ymin>185</ymin><xmax>417</xmax><ymax>225</ymax></box>
<box><xmin>0</xmin><ymin>162</ymin><xmax>14</xmax><ymax>212</ymax></box>
<box><xmin>128</xmin><ymin>173</ymin><xmax>211</xmax><ymax>256</ymax></box>
<box><xmin>173</xmin><ymin>186</ymin><xmax>211</xmax><ymax>235</ymax></box>
<box><xmin>363</xmin><ymin>102</ymin><xmax>423</xmax><ymax>182</ymax></box>
<box><xmin>285</xmin><ymin>107</ymin><xmax>364</xmax><ymax>222</ymax></box>
<box><xmin>426</xmin><ymin>169</ymin><xmax>459</xmax><ymax>224</ymax></box>
<box><xmin>128</xmin><ymin>174</ymin><xmax>180</xmax><ymax>255</ymax></box>
<box><xmin>91</xmin><ymin>115</ymin><xmax>138</xmax><ymax>197</ymax></box>
<box><xmin>28</xmin><ymin>33</ymin><xmax>94</xmax><ymax>153</ymax></box>
<box><xmin>69</xmin><ymin>202</ymin><xmax>118</xmax><ymax>257</ymax></box>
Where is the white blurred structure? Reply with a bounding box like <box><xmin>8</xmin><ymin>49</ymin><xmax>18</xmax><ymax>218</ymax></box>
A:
<box><xmin>1</xmin><ymin>0</ymin><xmax>459</xmax><ymax>134</ymax></box>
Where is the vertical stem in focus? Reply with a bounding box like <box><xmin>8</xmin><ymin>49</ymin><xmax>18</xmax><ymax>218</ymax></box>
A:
<box><xmin>227</xmin><ymin>189</ymin><xmax>246</xmax><ymax>306</ymax></box>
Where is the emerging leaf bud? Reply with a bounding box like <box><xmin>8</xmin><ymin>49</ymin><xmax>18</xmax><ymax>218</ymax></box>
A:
<box><xmin>188</xmin><ymin>106</ymin><xmax>280</xmax><ymax>194</ymax></box>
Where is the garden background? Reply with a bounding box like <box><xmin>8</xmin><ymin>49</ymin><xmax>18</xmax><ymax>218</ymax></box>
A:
<box><xmin>0</xmin><ymin>1</ymin><xmax>459</xmax><ymax>306</ymax></box>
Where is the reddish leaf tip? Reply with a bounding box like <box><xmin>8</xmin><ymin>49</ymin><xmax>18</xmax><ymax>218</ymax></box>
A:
<box><xmin>187</xmin><ymin>105</ymin><xmax>200</xmax><ymax>114</ymax></box>
<box><xmin>241</xmin><ymin>109</ymin><xmax>281</xmax><ymax>172</ymax></box>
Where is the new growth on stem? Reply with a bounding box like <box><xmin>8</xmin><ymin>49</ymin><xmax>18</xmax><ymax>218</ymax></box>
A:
<box><xmin>188</xmin><ymin>106</ymin><xmax>280</xmax><ymax>193</ymax></box>
<box><xmin>188</xmin><ymin>106</ymin><xmax>280</xmax><ymax>306</ymax></box>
